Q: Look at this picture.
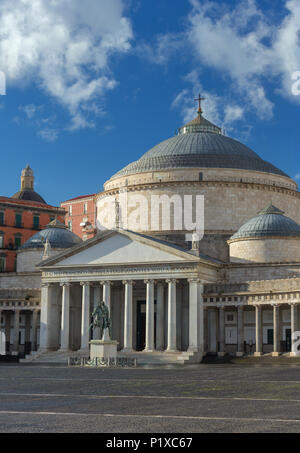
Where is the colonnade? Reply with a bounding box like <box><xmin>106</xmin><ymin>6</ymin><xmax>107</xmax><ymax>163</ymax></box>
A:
<box><xmin>0</xmin><ymin>308</ymin><xmax>40</xmax><ymax>354</ymax></box>
<box><xmin>208</xmin><ymin>303</ymin><xmax>299</xmax><ymax>356</ymax></box>
<box><xmin>40</xmin><ymin>278</ymin><xmax>204</xmax><ymax>354</ymax></box>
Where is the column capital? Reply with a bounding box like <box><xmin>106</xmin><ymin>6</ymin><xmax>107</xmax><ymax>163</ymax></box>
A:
<box><xmin>80</xmin><ymin>281</ymin><xmax>91</xmax><ymax>287</ymax></box>
<box><xmin>289</xmin><ymin>302</ymin><xmax>297</xmax><ymax>307</ymax></box>
<box><xmin>271</xmin><ymin>303</ymin><xmax>279</xmax><ymax>308</ymax></box>
<box><xmin>60</xmin><ymin>282</ymin><xmax>71</xmax><ymax>287</ymax></box>
<box><xmin>166</xmin><ymin>279</ymin><xmax>178</xmax><ymax>284</ymax></box>
<box><xmin>41</xmin><ymin>282</ymin><xmax>51</xmax><ymax>288</ymax></box>
<box><xmin>100</xmin><ymin>280</ymin><xmax>113</xmax><ymax>286</ymax></box>
<box><xmin>122</xmin><ymin>280</ymin><xmax>135</xmax><ymax>286</ymax></box>
<box><xmin>188</xmin><ymin>278</ymin><xmax>202</xmax><ymax>284</ymax></box>
<box><xmin>144</xmin><ymin>279</ymin><xmax>155</xmax><ymax>285</ymax></box>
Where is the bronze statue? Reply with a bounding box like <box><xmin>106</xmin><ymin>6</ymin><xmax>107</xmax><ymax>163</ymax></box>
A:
<box><xmin>90</xmin><ymin>301</ymin><xmax>112</xmax><ymax>340</ymax></box>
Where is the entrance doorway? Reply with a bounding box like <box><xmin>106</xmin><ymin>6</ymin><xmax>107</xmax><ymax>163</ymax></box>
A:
<box><xmin>286</xmin><ymin>328</ymin><xmax>291</xmax><ymax>352</ymax></box>
<box><xmin>136</xmin><ymin>300</ymin><xmax>156</xmax><ymax>351</ymax></box>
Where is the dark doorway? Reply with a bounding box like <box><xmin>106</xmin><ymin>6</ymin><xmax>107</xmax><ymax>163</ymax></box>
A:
<box><xmin>136</xmin><ymin>300</ymin><xmax>156</xmax><ymax>351</ymax></box>
<box><xmin>286</xmin><ymin>329</ymin><xmax>292</xmax><ymax>352</ymax></box>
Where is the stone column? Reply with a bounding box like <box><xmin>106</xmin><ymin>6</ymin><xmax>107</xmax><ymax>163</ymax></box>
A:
<box><xmin>254</xmin><ymin>305</ymin><xmax>262</xmax><ymax>356</ymax></box>
<box><xmin>236</xmin><ymin>305</ymin><xmax>244</xmax><ymax>357</ymax></box>
<box><xmin>60</xmin><ymin>283</ymin><xmax>70</xmax><ymax>351</ymax></box>
<box><xmin>144</xmin><ymin>280</ymin><xmax>155</xmax><ymax>352</ymax></box>
<box><xmin>0</xmin><ymin>309</ymin><xmax>4</xmax><ymax>355</ymax></box>
<box><xmin>290</xmin><ymin>303</ymin><xmax>298</xmax><ymax>356</ymax></box>
<box><xmin>204</xmin><ymin>307</ymin><xmax>208</xmax><ymax>354</ymax></box>
<box><xmin>39</xmin><ymin>283</ymin><xmax>53</xmax><ymax>352</ymax></box>
<box><xmin>166</xmin><ymin>279</ymin><xmax>178</xmax><ymax>352</ymax></box>
<box><xmin>5</xmin><ymin>312</ymin><xmax>11</xmax><ymax>354</ymax></box>
<box><xmin>80</xmin><ymin>282</ymin><xmax>91</xmax><ymax>352</ymax></box>
<box><xmin>218</xmin><ymin>306</ymin><xmax>225</xmax><ymax>356</ymax></box>
<box><xmin>156</xmin><ymin>282</ymin><xmax>165</xmax><ymax>351</ymax></box>
<box><xmin>12</xmin><ymin>309</ymin><xmax>20</xmax><ymax>355</ymax></box>
<box><xmin>25</xmin><ymin>311</ymin><xmax>31</xmax><ymax>353</ymax></box>
<box><xmin>31</xmin><ymin>309</ymin><xmax>38</xmax><ymax>351</ymax></box>
<box><xmin>93</xmin><ymin>285</ymin><xmax>101</xmax><ymax>340</ymax></box>
<box><xmin>122</xmin><ymin>280</ymin><xmax>134</xmax><ymax>352</ymax></box>
<box><xmin>101</xmin><ymin>281</ymin><xmax>112</xmax><ymax>313</ymax></box>
<box><xmin>188</xmin><ymin>279</ymin><xmax>204</xmax><ymax>353</ymax></box>
<box><xmin>272</xmin><ymin>304</ymin><xmax>280</xmax><ymax>357</ymax></box>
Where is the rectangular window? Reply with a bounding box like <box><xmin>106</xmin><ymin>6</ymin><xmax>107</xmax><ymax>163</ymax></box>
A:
<box><xmin>0</xmin><ymin>212</ymin><xmax>4</xmax><ymax>226</ymax></box>
<box><xmin>15</xmin><ymin>236</ymin><xmax>22</xmax><ymax>249</ymax></box>
<box><xmin>68</xmin><ymin>205</ymin><xmax>72</xmax><ymax>216</ymax></box>
<box><xmin>0</xmin><ymin>235</ymin><xmax>3</xmax><ymax>248</ymax></box>
<box><xmin>0</xmin><ymin>257</ymin><xmax>5</xmax><ymax>272</ymax></box>
<box><xmin>83</xmin><ymin>203</ymin><xmax>88</xmax><ymax>214</ymax></box>
<box><xmin>68</xmin><ymin>221</ymin><xmax>72</xmax><ymax>232</ymax></box>
<box><xmin>15</xmin><ymin>213</ymin><xmax>22</xmax><ymax>228</ymax></box>
<box><xmin>33</xmin><ymin>216</ymin><xmax>40</xmax><ymax>229</ymax></box>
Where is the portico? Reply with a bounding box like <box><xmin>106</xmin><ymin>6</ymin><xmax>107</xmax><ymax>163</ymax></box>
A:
<box><xmin>37</xmin><ymin>230</ymin><xmax>219</xmax><ymax>362</ymax></box>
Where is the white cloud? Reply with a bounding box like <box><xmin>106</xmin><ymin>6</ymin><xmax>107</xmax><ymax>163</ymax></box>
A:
<box><xmin>38</xmin><ymin>128</ymin><xmax>59</xmax><ymax>142</ymax></box>
<box><xmin>148</xmin><ymin>0</ymin><xmax>300</xmax><ymax>123</ymax></box>
<box><xmin>19</xmin><ymin>104</ymin><xmax>43</xmax><ymax>119</ymax></box>
<box><xmin>0</xmin><ymin>0</ymin><xmax>133</xmax><ymax>128</ymax></box>
<box><xmin>172</xmin><ymin>70</ymin><xmax>245</xmax><ymax>131</ymax></box>
<box><xmin>187</xmin><ymin>0</ymin><xmax>276</xmax><ymax>119</ymax></box>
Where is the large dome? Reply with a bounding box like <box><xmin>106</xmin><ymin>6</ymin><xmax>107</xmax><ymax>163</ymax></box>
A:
<box><xmin>21</xmin><ymin>219</ymin><xmax>82</xmax><ymax>250</ymax></box>
<box><xmin>111</xmin><ymin>114</ymin><xmax>288</xmax><ymax>179</ymax></box>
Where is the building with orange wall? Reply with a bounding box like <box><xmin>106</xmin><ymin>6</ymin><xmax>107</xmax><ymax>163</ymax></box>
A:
<box><xmin>60</xmin><ymin>193</ymin><xmax>97</xmax><ymax>240</ymax></box>
<box><xmin>0</xmin><ymin>165</ymin><xmax>65</xmax><ymax>272</ymax></box>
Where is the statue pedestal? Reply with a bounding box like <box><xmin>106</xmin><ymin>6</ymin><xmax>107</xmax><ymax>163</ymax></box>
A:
<box><xmin>90</xmin><ymin>340</ymin><xmax>118</xmax><ymax>360</ymax></box>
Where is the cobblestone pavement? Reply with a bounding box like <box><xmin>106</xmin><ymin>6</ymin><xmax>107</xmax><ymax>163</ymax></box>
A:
<box><xmin>1</xmin><ymin>363</ymin><xmax>300</xmax><ymax>433</ymax></box>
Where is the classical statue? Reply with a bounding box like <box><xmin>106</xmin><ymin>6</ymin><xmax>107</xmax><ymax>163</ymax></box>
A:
<box><xmin>90</xmin><ymin>301</ymin><xmax>112</xmax><ymax>340</ymax></box>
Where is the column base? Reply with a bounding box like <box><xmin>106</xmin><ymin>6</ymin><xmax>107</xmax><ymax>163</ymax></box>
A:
<box><xmin>121</xmin><ymin>348</ymin><xmax>134</xmax><ymax>353</ymax></box>
<box><xmin>166</xmin><ymin>349</ymin><xmax>179</xmax><ymax>353</ymax></box>
<box><xmin>58</xmin><ymin>348</ymin><xmax>70</xmax><ymax>353</ymax></box>
<box><xmin>272</xmin><ymin>352</ymin><xmax>279</xmax><ymax>357</ymax></box>
<box><xmin>143</xmin><ymin>349</ymin><xmax>155</xmax><ymax>353</ymax></box>
<box><xmin>78</xmin><ymin>348</ymin><xmax>89</xmax><ymax>355</ymax></box>
<box><xmin>217</xmin><ymin>352</ymin><xmax>225</xmax><ymax>357</ymax></box>
<box><xmin>289</xmin><ymin>352</ymin><xmax>297</xmax><ymax>357</ymax></box>
<box><xmin>254</xmin><ymin>352</ymin><xmax>262</xmax><ymax>357</ymax></box>
<box><xmin>236</xmin><ymin>352</ymin><xmax>244</xmax><ymax>357</ymax></box>
<box><xmin>188</xmin><ymin>347</ymin><xmax>199</xmax><ymax>353</ymax></box>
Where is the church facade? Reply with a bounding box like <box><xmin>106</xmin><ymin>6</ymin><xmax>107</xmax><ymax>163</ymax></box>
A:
<box><xmin>2</xmin><ymin>104</ymin><xmax>300</xmax><ymax>363</ymax></box>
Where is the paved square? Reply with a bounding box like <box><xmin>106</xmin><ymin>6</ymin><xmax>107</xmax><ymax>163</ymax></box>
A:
<box><xmin>1</xmin><ymin>363</ymin><xmax>300</xmax><ymax>433</ymax></box>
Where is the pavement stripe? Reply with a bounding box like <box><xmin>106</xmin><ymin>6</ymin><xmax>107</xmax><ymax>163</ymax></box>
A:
<box><xmin>1</xmin><ymin>392</ymin><xmax>300</xmax><ymax>403</ymax></box>
<box><xmin>0</xmin><ymin>410</ymin><xmax>300</xmax><ymax>424</ymax></box>
<box><xmin>2</xmin><ymin>377</ymin><xmax>300</xmax><ymax>383</ymax></box>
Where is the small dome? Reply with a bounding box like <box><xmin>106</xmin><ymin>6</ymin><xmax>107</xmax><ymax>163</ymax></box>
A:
<box><xmin>230</xmin><ymin>204</ymin><xmax>300</xmax><ymax>240</ymax></box>
<box><xmin>12</xmin><ymin>190</ymin><xmax>47</xmax><ymax>204</ymax></box>
<box><xmin>21</xmin><ymin>219</ymin><xmax>81</xmax><ymax>250</ymax></box>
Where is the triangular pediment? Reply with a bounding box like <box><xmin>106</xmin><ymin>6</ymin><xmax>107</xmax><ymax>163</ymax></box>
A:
<box><xmin>39</xmin><ymin>231</ymin><xmax>203</xmax><ymax>268</ymax></box>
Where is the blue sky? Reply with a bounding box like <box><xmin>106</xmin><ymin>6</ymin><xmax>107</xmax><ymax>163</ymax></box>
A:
<box><xmin>0</xmin><ymin>0</ymin><xmax>300</xmax><ymax>206</ymax></box>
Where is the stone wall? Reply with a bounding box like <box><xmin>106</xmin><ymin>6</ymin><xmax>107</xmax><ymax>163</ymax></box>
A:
<box><xmin>229</xmin><ymin>238</ymin><xmax>300</xmax><ymax>263</ymax></box>
<box><xmin>0</xmin><ymin>272</ymin><xmax>41</xmax><ymax>289</ymax></box>
<box><xmin>105</xmin><ymin>167</ymin><xmax>297</xmax><ymax>192</ymax></box>
<box><xmin>17</xmin><ymin>248</ymin><xmax>67</xmax><ymax>273</ymax></box>
<box><xmin>225</xmin><ymin>263</ymin><xmax>300</xmax><ymax>283</ymax></box>
<box><xmin>97</xmin><ymin>181</ymin><xmax>300</xmax><ymax>235</ymax></box>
